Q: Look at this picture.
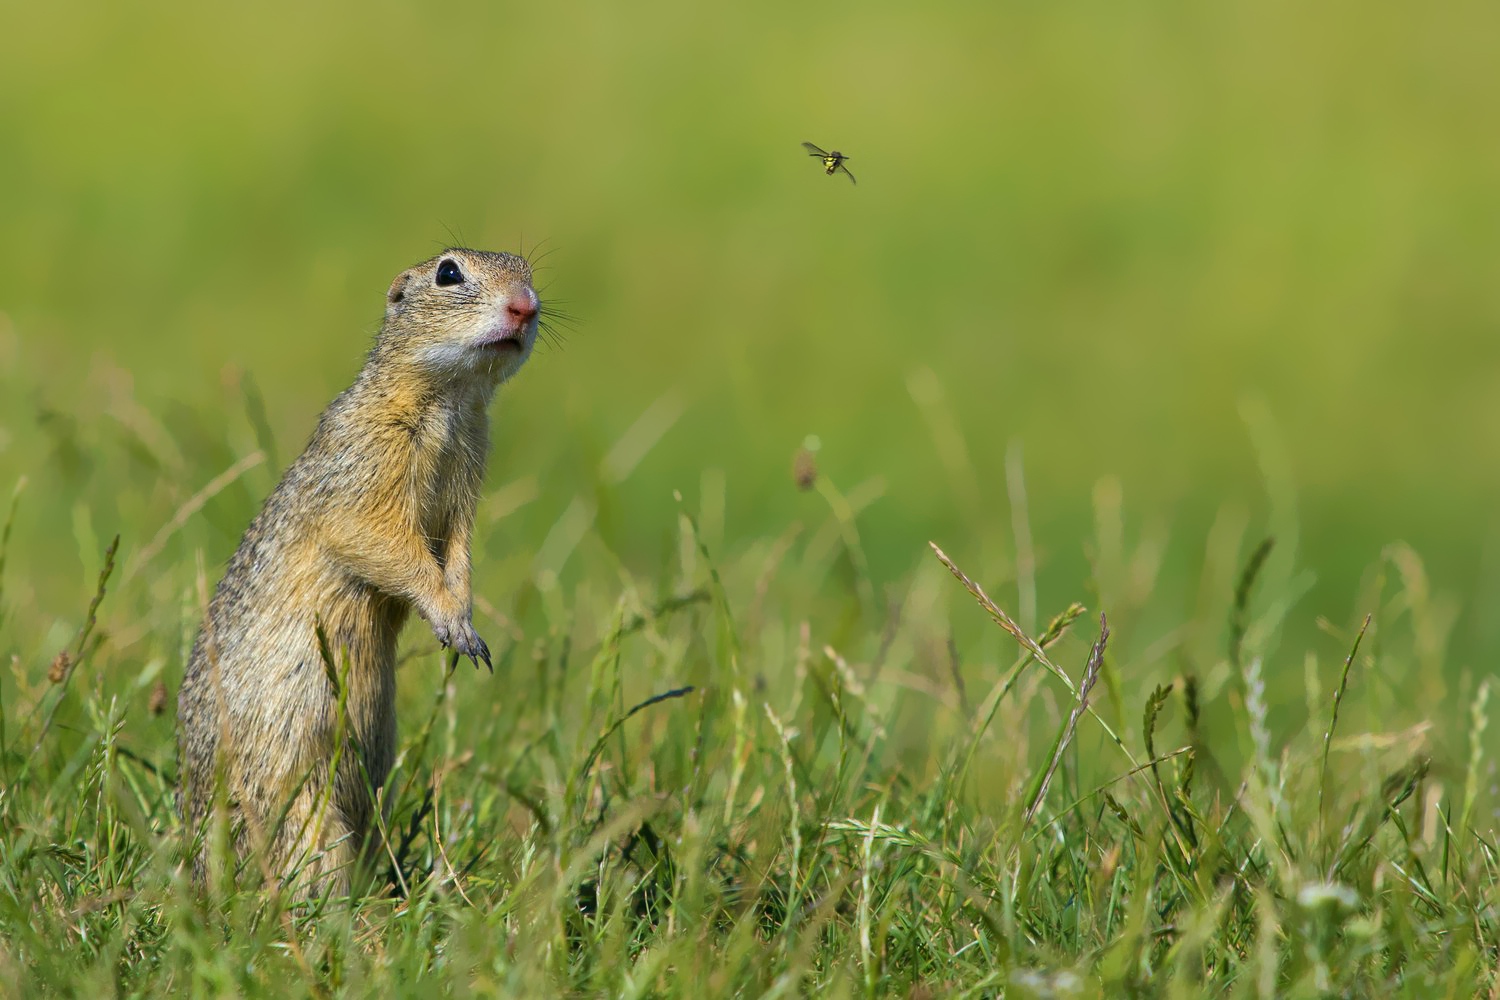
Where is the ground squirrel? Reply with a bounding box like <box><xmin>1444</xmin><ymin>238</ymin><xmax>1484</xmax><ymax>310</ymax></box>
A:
<box><xmin>176</xmin><ymin>248</ymin><xmax>540</xmax><ymax>896</ymax></box>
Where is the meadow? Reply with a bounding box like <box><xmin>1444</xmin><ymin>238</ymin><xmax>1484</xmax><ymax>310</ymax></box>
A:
<box><xmin>1</xmin><ymin>0</ymin><xmax>1498</xmax><ymax>994</ymax></box>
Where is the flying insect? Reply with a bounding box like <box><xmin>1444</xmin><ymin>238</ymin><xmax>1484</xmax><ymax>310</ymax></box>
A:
<box><xmin>802</xmin><ymin>142</ymin><xmax>856</xmax><ymax>184</ymax></box>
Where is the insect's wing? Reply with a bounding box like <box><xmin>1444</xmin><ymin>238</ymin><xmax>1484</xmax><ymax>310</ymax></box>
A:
<box><xmin>838</xmin><ymin>162</ymin><xmax>856</xmax><ymax>185</ymax></box>
<box><xmin>802</xmin><ymin>141</ymin><xmax>828</xmax><ymax>157</ymax></box>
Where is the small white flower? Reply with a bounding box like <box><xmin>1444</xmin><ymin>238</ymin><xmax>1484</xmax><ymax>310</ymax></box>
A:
<box><xmin>1297</xmin><ymin>881</ymin><xmax>1358</xmax><ymax>912</ymax></box>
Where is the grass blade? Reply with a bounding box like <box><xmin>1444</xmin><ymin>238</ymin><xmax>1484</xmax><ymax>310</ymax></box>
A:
<box><xmin>1024</xmin><ymin>613</ymin><xmax>1108</xmax><ymax>826</ymax></box>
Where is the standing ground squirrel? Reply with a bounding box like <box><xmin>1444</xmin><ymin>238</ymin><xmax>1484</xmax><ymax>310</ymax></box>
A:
<box><xmin>176</xmin><ymin>248</ymin><xmax>540</xmax><ymax>896</ymax></box>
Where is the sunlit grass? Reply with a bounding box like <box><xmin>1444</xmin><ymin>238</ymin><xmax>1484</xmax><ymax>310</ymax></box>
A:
<box><xmin>0</xmin><ymin>403</ymin><xmax>1491</xmax><ymax>993</ymax></box>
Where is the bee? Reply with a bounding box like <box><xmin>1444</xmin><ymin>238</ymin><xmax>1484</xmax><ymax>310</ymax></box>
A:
<box><xmin>802</xmin><ymin>142</ymin><xmax>856</xmax><ymax>185</ymax></box>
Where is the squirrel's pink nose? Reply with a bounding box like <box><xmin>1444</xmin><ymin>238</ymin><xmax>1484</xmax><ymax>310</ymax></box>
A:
<box><xmin>506</xmin><ymin>289</ymin><xmax>539</xmax><ymax>325</ymax></box>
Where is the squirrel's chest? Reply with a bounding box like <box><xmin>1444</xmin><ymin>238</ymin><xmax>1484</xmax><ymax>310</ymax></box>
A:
<box><xmin>411</xmin><ymin>404</ymin><xmax>483</xmax><ymax>503</ymax></box>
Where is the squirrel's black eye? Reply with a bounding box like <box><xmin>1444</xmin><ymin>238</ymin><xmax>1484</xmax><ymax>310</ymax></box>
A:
<box><xmin>435</xmin><ymin>258</ymin><xmax>465</xmax><ymax>287</ymax></box>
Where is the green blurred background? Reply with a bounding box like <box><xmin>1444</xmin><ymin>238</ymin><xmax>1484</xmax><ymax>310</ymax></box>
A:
<box><xmin>2</xmin><ymin>0</ymin><xmax>1498</xmax><ymax>679</ymax></box>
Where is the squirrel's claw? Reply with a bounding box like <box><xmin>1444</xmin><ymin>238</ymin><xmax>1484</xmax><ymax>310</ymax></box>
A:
<box><xmin>438</xmin><ymin>617</ymin><xmax>491</xmax><ymax>673</ymax></box>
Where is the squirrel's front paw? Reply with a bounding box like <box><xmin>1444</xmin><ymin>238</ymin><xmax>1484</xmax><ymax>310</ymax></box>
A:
<box><xmin>432</xmin><ymin>616</ymin><xmax>491</xmax><ymax>672</ymax></box>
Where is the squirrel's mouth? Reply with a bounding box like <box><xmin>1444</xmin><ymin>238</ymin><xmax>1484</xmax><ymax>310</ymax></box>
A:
<box><xmin>477</xmin><ymin>328</ymin><xmax>526</xmax><ymax>352</ymax></box>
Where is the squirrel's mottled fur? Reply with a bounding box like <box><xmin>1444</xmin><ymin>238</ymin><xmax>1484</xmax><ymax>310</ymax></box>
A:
<box><xmin>176</xmin><ymin>248</ymin><xmax>540</xmax><ymax>895</ymax></box>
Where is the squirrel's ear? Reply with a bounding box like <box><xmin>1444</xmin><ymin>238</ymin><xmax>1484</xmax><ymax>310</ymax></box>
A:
<box><xmin>386</xmin><ymin>272</ymin><xmax>411</xmax><ymax>315</ymax></box>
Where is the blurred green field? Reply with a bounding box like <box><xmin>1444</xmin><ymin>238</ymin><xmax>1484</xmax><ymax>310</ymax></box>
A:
<box><xmin>4</xmin><ymin>0</ymin><xmax>1500</xmax><ymax>672</ymax></box>
<box><xmin>1</xmin><ymin>0</ymin><xmax>1499</xmax><ymax>993</ymax></box>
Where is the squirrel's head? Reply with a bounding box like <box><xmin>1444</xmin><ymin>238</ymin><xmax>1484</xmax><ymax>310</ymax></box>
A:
<box><xmin>380</xmin><ymin>248</ymin><xmax>540</xmax><ymax>384</ymax></box>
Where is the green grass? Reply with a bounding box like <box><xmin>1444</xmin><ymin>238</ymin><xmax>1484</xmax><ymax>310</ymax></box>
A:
<box><xmin>0</xmin><ymin>437</ymin><xmax>1493</xmax><ymax>995</ymax></box>
<box><xmin>3</xmin><ymin>0</ymin><xmax>1500</xmax><ymax>993</ymax></box>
